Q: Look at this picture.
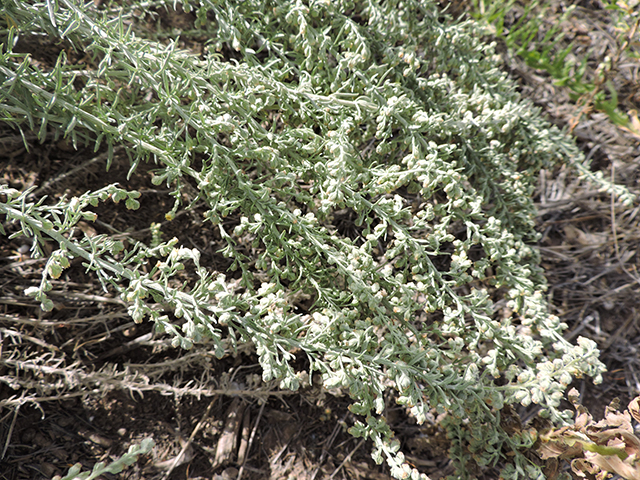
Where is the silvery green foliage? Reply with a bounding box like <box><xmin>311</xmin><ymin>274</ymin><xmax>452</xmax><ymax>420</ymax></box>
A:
<box><xmin>0</xmin><ymin>0</ymin><xmax>611</xmax><ymax>478</ymax></box>
<box><xmin>53</xmin><ymin>438</ymin><xmax>154</xmax><ymax>480</ymax></box>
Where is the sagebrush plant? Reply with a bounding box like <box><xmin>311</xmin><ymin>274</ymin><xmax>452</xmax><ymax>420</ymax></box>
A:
<box><xmin>52</xmin><ymin>438</ymin><xmax>154</xmax><ymax>480</ymax></box>
<box><xmin>0</xmin><ymin>0</ymin><xmax>631</xmax><ymax>478</ymax></box>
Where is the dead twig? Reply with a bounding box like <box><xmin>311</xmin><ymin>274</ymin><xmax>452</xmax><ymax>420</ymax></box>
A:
<box><xmin>329</xmin><ymin>438</ymin><xmax>366</xmax><ymax>480</ymax></box>
<box><xmin>0</xmin><ymin>403</ymin><xmax>20</xmax><ymax>460</ymax></box>
<box><xmin>236</xmin><ymin>400</ymin><xmax>265</xmax><ymax>480</ymax></box>
<box><xmin>310</xmin><ymin>413</ymin><xmax>348</xmax><ymax>480</ymax></box>
<box><xmin>160</xmin><ymin>397</ymin><xmax>217</xmax><ymax>480</ymax></box>
<box><xmin>610</xmin><ymin>164</ymin><xmax>640</xmax><ymax>286</ymax></box>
